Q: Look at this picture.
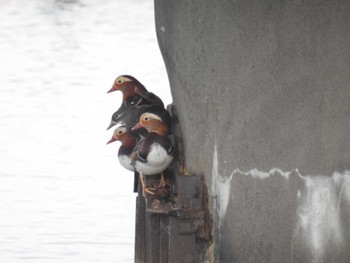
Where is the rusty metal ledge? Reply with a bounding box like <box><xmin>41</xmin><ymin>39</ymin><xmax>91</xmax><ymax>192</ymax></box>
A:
<box><xmin>134</xmin><ymin>104</ymin><xmax>212</xmax><ymax>263</ymax></box>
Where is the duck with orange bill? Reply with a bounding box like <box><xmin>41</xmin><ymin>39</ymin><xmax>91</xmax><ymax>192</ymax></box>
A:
<box><xmin>108</xmin><ymin>75</ymin><xmax>163</xmax><ymax>106</ymax></box>
<box><xmin>106</xmin><ymin>126</ymin><xmax>140</xmax><ymax>192</ymax></box>
<box><xmin>131</xmin><ymin>112</ymin><xmax>174</xmax><ymax>196</ymax></box>
<box><xmin>107</xmin><ymin>126</ymin><xmax>138</xmax><ymax>172</ymax></box>
<box><xmin>107</xmin><ymin>75</ymin><xmax>164</xmax><ymax>130</ymax></box>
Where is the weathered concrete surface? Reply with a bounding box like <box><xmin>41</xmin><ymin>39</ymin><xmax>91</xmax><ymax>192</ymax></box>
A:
<box><xmin>155</xmin><ymin>0</ymin><xmax>350</xmax><ymax>262</ymax></box>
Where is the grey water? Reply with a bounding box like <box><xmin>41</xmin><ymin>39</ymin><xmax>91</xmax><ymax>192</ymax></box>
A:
<box><xmin>0</xmin><ymin>0</ymin><xmax>170</xmax><ymax>262</ymax></box>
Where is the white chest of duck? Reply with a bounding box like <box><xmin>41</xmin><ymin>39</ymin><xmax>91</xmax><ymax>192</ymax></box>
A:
<box><xmin>134</xmin><ymin>142</ymin><xmax>174</xmax><ymax>175</ymax></box>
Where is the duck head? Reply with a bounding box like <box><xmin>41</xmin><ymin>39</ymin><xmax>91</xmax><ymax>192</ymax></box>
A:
<box><xmin>107</xmin><ymin>126</ymin><xmax>136</xmax><ymax>146</ymax></box>
<box><xmin>107</xmin><ymin>75</ymin><xmax>147</xmax><ymax>94</ymax></box>
<box><xmin>132</xmin><ymin>112</ymin><xmax>170</xmax><ymax>137</ymax></box>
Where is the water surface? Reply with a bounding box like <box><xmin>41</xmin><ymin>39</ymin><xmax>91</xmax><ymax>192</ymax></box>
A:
<box><xmin>0</xmin><ymin>0</ymin><xmax>170</xmax><ymax>262</ymax></box>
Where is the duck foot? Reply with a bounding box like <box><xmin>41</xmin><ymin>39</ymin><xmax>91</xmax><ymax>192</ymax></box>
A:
<box><xmin>157</xmin><ymin>173</ymin><xmax>171</xmax><ymax>189</ymax></box>
<box><xmin>139</xmin><ymin>173</ymin><xmax>156</xmax><ymax>197</ymax></box>
<box><xmin>143</xmin><ymin>187</ymin><xmax>156</xmax><ymax>197</ymax></box>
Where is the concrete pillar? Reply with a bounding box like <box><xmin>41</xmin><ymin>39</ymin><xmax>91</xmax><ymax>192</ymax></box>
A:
<box><xmin>155</xmin><ymin>0</ymin><xmax>350</xmax><ymax>262</ymax></box>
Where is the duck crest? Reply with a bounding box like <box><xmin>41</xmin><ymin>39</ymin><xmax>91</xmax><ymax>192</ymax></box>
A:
<box><xmin>139</xmin><ymin>113</ymin><xmax>171</xmax><ymax>137</ymax></box>
<box><xmin>121</xmin><ymin>75</ymin><xmax>146</xmax><ymax>88</ymax></box>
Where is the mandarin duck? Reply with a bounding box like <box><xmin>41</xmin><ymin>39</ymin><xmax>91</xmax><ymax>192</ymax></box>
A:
<box><xmin>108</xmin><ymin>75</ymin><xmax>147</xmax><ymax>94</ymax></box>
<box><xmin>131</xmin><ymin>112</ymin><xmax>174</xmax><ymax>196</ymax></box>
<box><xmin>107</xmin><ymin>126</ymin><xmax>138</xmax><ymax>171</ymax></box>
<box><xmin>107</xmin><ymin>126</ymin><xmax>139</xmax><ymax>192</ymax></box>
<box><xmin>108</xmin><ymin>75</ymin><xmax>164</xmax><ymax>107</ymax></box>
<box><xmin>107</xmin><ymin>75</ymin><xmax>164</xmax><ymax>130</ymax></box>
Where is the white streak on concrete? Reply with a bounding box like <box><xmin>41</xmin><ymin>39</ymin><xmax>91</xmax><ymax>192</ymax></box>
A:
<box><xmin>293</xmin><ymin>173</ymin><xmax>350</xmax><ymax>263</ymax></box>
<box><xmin>211</xmin><ymin>143</ymin><xmax>232</xmax><ymax>226</ymax></box>
<box><xmin>231</xmin><ymin>167</ymin><xmax>293</xmax><ymax>179</ymax></box>
<box><xmin>335</xmin><ymin>171</ymin><xmax>350</xmax><ymax>207</ymax></box>
<box><xmin>210</xmin><ymin>141</ymin><xmax>350</xmax><ymax>262</ymax></box>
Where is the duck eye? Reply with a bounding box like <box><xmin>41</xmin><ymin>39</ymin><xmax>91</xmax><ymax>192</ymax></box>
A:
<box><xmin>117</xmin><ymin>80</ymin><xmax>122</xmax><ymax>84</ymax></box>
<box><xmin>118</xmin><ymin>130</ymin><xmax>123</xmax><ymax>134</ymax></box>
<box><xmin>144</xmin><ymin>117</ymin><xmax>149</xmax><ymax>121</ymax></box>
